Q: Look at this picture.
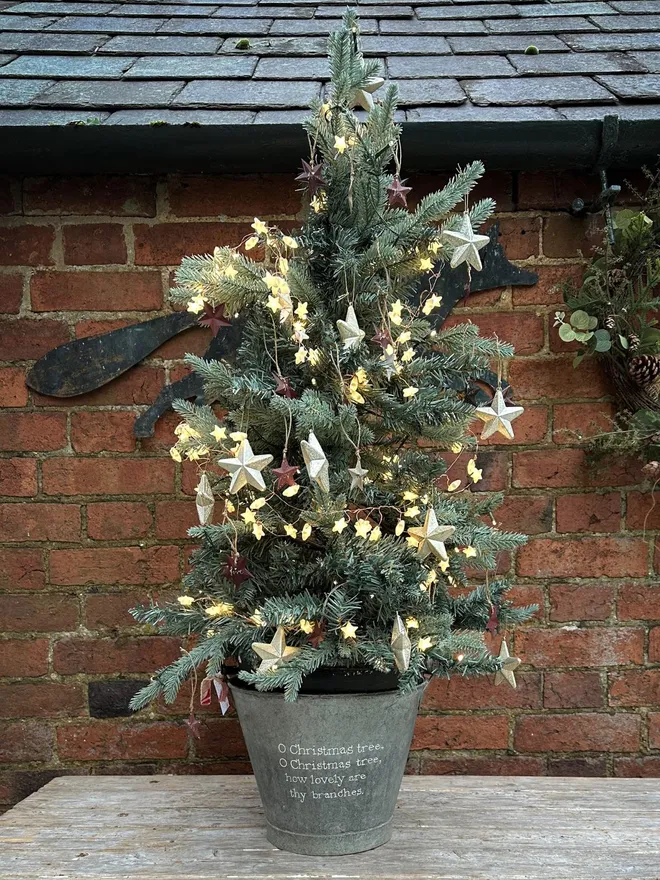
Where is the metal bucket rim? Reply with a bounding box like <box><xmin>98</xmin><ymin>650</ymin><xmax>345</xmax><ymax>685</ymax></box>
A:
<box><xmin>228</xmin><ymin>680</ymin><xmax>427</xmax><ymax>701</ymax></box>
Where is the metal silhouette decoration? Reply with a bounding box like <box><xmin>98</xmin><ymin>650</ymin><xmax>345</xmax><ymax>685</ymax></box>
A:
<box><xmin>26</xmin><ymin>223</ymin><xmax>537</xmax><ymax>437</ymax></box>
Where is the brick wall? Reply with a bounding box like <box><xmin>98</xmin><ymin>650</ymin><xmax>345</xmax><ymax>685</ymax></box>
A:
<box><xmin>1</xmin><ymin>169</ymin><xmax>659</xmax><ymax>812</ymax></box>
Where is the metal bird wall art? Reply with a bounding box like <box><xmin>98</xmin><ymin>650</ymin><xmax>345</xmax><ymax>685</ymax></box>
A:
<box><xmin>26</xmin><ymin>223</ymin><xmax>537</xmax><ymax>437</ymax></box>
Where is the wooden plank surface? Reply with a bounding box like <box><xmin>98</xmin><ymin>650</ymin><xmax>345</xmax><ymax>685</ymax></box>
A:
<box><xmin>0</xmin><ymin>775</ymin><xmax>659</xmax><ymax>879</ymax></box>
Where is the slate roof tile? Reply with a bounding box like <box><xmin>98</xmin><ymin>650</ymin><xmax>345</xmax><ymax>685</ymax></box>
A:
<box><xmin>0</xmin><ymin>0</ymin><xmax>658</xmax><ymax>138</ymax></box>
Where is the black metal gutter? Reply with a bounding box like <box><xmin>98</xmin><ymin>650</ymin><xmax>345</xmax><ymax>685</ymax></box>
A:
<box><xmin>1</xmin><ymin>113</ymin><xmax>660</xmax><ymax>173</ymax></box>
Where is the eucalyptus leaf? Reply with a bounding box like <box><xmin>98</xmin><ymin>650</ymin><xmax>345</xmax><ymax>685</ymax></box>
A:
<box><xmin>573</xmin><ymin>330</ymin><xmax>594</xmax><ymax>343</ymax></box>
<box><xmin>558</xmin><ymin>324</ymin><xmax>576</xmax><ymax>342</ymax></box>
<box><xmin>571</xmin><ymin>309</ymin><xmax>596</xmax><ymax>331</ymax></box>
<box><xmin>619</xmin><ymin>335</ymin><xmax>629</xmax><ymax>350</ymax></box>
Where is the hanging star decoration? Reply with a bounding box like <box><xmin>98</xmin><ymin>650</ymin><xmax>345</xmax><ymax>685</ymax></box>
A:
<box><xmin>494</xmin><ymin>639</ymin><xmax>521</xmax><ymax>689</ymax></box>
<box><xmin>387</xmin><ymin>177</ymin><xmax>412</xmax><ymax>209</ymax></box>
<box><xmin>295</xmin><ymin>159</ymin><xmax>325</xmax><ymax>195</ymax></box>
<box><xmin>198</xmin><ymin>303</ymin><xmax>231</xmax><ymax>336</ymax></box>
<box><xmin>391</xmin><ymin>614</ymin><xmax>412</xmax><ymax>673</ymax></box>
<box><xmin>301</xmin><ymin>431</ymin><xmax>330</xmax><ymax>492</ymax></box>
<box><xmin>371</xmin><ymin>327</ymin><xmax>392</xmax><ymax>350</ymax></box>
<box><xmin>272</xmin><ymin>456</ymin><xmax>299</xmax><ymax>490</ymax></box>
<box><xmin>351</xmin><ymin>76</ymin><xmax>385</xmax><ymax>111</ymax></box>
<box><xmin>337</xmin><ymin>304</ymin><xmax>365</xmax><ymax>350</ymax></box>
<box><xmin>442</xmin><ymin>213</ymin><xmax>490</xmax><ymax>272</ymax></box>
<box><xmin>252</xmin><ymin>625</ymin><xmax>300</xmax><ymax>673</ymax></box>
<box><xmin>309</xmin><ymin>621</ymin><xmax>326</xmax><ymax>648</ymax></box>
<box><xmin>485</xmin><ymin>604</ymin><xmax>499</xmax><ymax>635</ymax></box>
<box><xmin>348</xmin><ymin>456</ymin><xmax>369</xmax><ymax>491</ymax></box>
<box><xmin>218</xmin><ymin>439</ymin><xmax>273</xmax><ymax>493</ymax></box>
<box><xmin>380</xmin><ymin>351</ymin><xmax>397</xmax><ymax>380</ymax></box>
<box><xmin>272</xmin><ymin>372</ymin><xmax>297</xmax><ymax>399</ymax></box>
<box><xmin>195</xmin><ymin>473</ymin><xmax>214</xmax><ymax>526</ymax></box>
<box><xmin>475</xmin><ymin>388</ymin><xmax>524</xmax><ymax>440</ymax></box>
<box><xmin>408</xmin><ymin>508</ymin><xmax>456</xmax><ymax>561</ymax></box>
<box><xmin>222</xmin><ymin>554</ymin><xmax>253</xmax><ymax>587</ymax></box>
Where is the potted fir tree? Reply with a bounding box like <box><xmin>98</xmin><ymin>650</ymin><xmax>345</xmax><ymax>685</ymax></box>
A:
<box><xmin>130</xmin><ymin>11</ymin><xmax>534</xmax><ymax>856</ymax></box>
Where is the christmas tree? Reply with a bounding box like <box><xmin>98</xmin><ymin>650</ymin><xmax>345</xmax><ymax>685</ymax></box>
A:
<box><xmin>130</xmin><ymin>10</ymin><xmax>535</xmax><ymax>708</ymax></box>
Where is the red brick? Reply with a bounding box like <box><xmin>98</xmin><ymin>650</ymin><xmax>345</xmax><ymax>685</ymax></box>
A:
<box><xmin>71</xmin><ymin>411</ymin><xmax>137</xmax><ymax>453</ymax></box>
<box><xmin>193</xmin><ymin>718</ymin><xmax>249</xmax><ymax>759</ymax></box>
<box><xmin>419</xmin><ymin>755</ymin><xmax>544</xmax><ymax>775</ymax></box>
<box><xmin>62</xmin><ymin>224</ymin><xmax>128</xmax><ymax>265</ymax></box>
<box><xmin>140</xmin><ymin>409</ymin><xmax>180</xmax><ymax>455</ymax></box>
<box><xmin>648</xmin><ymin>713</ymin><xmax>660</xmax><ymax>749</ymax></box>
<box><xmin>0</xmin><ymin>458</ymin><xmax>37</xmax><ymax>497</ymax></box>
<box><xmin>154</xmin><ymin>500</ymin><xmax>197</xmax><ymax>539</ymax></box>
<box><xmin>74</xmin><ymin>318</ymin><xmax>130</xmax><ymax>338</ymax></box>
<box><xmin>42</xmin><ymin>457</ymin><xmax>174</xmax><ymax>496</ymax></box>
<box><xmin>553</xmin><ymin>401</ymin><xmax>618</xmax><ymax>442</ymax></box>
<box><xmin>423</xmin><ymin>673</ymin><xmax>541</xmax><ymax>710</ymax></box>
<box><xmin>444</xmin><ymin>312</ymin><xmax>544</xmax><ymax>355</ymax></box>
<box><xmin>53</xmin><ymin>636</ymin><xmax>180</xmax><ymax>674</ymax></box>
<box><xmin>84</xmin><ymin>590</ymin><xmax>150</xmax><ymax>630</ymax></box>
<box><xmin>609</xmin><ymin>670</ymin><xmax>660</xmax><ymax>708</ymax></box>
<box><xmin>650</xmin><ymin>627</ymin><xmax>660</xmax><ymax>662</ymax></box>
<box><xmin>0</xmin><ymin>638</ymin><xmax>49</xmax><ymax>676</ymax></box>
<box><xmin>556</xmin><ymin>492</ymin><xmax>621</xmax><ymax>533</ymax></box>
<box><xmin>406</xmin><ymin>171</ymin><xmax>514</xmax><ymax>213</ymax></box>
<box><xmin>656</xmin><ymin>541</ymin><xmax>660</xmax><ymax>576</ymax></box>
<box><xmin>626</xmin><ymin>492</ymin><xmax>660</xmax><ymax>531</ymax></box>
<box><xmin>0</xmin><ymin>412</ymin><xmax>66</xmax><ymax>452</ymax></box>
<box><xmin>0</xmin><ymin>683</ymin><xmax>85</xmax><ymax>718</ymax></box>
<box><xmin>0</xmin><ymin>548</ymin><xmax>45</xmax><ymax>590</ymax></box>
<box><xmin>549</xmin><ymin>584</ymin><xmax>615</xmax><ymax>622</ymax></box>
<box><xmin>508</xmin><ymin>355</ymin><xmax>609</xmax><ymax>400</ymax></box>
<box><xmin>513</xmin><ymin>264</ymin><xmax>584</xmax><ymax>307</ymax></box>
<box><xmin>31</xmin><ymin>271</ymin><xmax>162</xmax><ymax>312</ymax></box>
<box><xmin>134</xmin><ymin>222</ymin><xmax>253</xmax><ymax>265</ymax></box>
<box><xmin>23</xmin><ymin>176</ymin><xmax>156</xmax><ymax>217</ymax></box>
<box><xmin>515</xmin><ymin>712</ymin><xmax>639</xmax><ymax>752</ymax></box>
<box><xmin>618</xmin><ymin>584</ymin><xmax>660</xmax><ymax>620</ymax></box>
<box><xmin>548</xmin><ymin>756</ymin><xmax>607</xmax><ymax>776</ymax></box>
<box><xmin>49</xmin><ymin>546</ymin><xmax>179</xmax><ymax>586</ymax></box>
<box><xmin>514</xmin><ymin>449</ymin><xmax>638</xmax><ymax>489</ymax></box>
<box><xmin>167</xmin><ymin>174</ymin><xmax>301</xmax><ymax>218</ymax></box>
<box><xmin>0</xmin><ymin>317</ymin><xmax>69</xmax><ymax>360</ymax></box>
<box><xmin>87</xmin><ymin>502</ymin><xmax>152</xmax><ymax>540</ymax></box>
<box><xmin>614</xmin><ymin>757</ymin><xmax>660</xmax><ymax>777</ymax></box>
<box><xmin>411</xmin><ymin>715</ymin><xmax>509</xmax><ymax>750</ymax></box>
<box><xmin>437</xmin><ymin>450</ymin><xmax>508</xmax><ymax>493</ymax></box>
<box><xmin>0</xmin><ymin>272</ymin><xmax>23</xmax><ymax>313</ymax></box>
<box><xmin>494</xmin><ymin>495</ymin><xmax>552</xmax><ymax>534</ymax></box>
<box><xmin>0</xmin><ymin>721</ymin><xmax>53</xmax><ymax>762</ymax></box>
<box><xmin>0</xmin><ymin>367</ymin><xmax>28</xmax><ymax>407</ymax></box>
<box><xmin>516</xmin><ymin>627</ymin><xmax>644</xmax><ymax>667</ymax></box>
<box><xmin>34</xmin><ymin>364</ymin><xmax>165</xmax><ymax>408</ymax></box>
<box><xmin>0</xmin><ymin>503</ymin><xmax>81</xmax><ymax>542</ymax></box>
<box><xmin>518</xmin><ymin>170</ymin><xmax>600</xmax><ymax>211</ymax></box>
<box><xmin>543</xmin><ymin>671</ymin><xmax>603</xmax><ymax>708</ymax></box>
<box><xmin>543</xmin><ymin>213</ymin><xmax>604</xmax><ymax>258</ymax></box>
<box><xmin>506</xmin><ymin>584</ymin><xmax>545</xmax><ymax>617</ymax></box>
<box><xmin>0</xmin><ymin>594</ymin><xmax>78</xmax><ymax>633</ymax></box>
<box><xmin>483</xmin><ymin>405</ymin><xmax>549</xmax><ymax>447</ymax></box>
<box><xmin>0</xmin><ymin>225</ymin><xmax>54</xmax><ymax>265</ymax></box>
<box><xmin>518</xmin><ymin>536</ymin><xmax>648</xmax><ymax>578</ymax></box>
<box><xmin>57</xmin><ymin>721</ymin><xmax>187</xmax><ymax>760</ymax></box>
<box><xmin>496</xmin><ymin>215</ymin><xmax>540</xmax><ymax>259</ymax></box>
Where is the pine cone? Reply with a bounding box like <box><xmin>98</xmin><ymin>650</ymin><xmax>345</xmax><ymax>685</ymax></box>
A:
<box><xmin>604</xmin><ymin>315</ymin><xmax>616</xmax><ymax>331</ymax></box>
<box><xmin>628</xmin><ymin>354</ymin><xmax>660</xmax><ymax>387</ymax></box>
<box><xmin>628</xmin><ymin>333</ymin><xmax>641</xmax><ymax>352</ymax></box>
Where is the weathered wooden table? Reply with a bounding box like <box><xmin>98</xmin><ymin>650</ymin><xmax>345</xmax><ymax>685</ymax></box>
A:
<box><xmin>0</xmin><ymin>775</ymin><xmax>658</xmax><ymax>879</ymax></box>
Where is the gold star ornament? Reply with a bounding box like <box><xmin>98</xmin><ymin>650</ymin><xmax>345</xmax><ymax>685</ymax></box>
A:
<box><xmin>351</xmin><ymin>76</ymin><xmax>385</xmax><ymax>111</ymax></box>
<box><xmin>301</xmin><ymin>431</ymin><xmax>330</xmax><ymax>492</ymax></box>
<box><xmin>475</xmin><ymin>388</ymin><xmax>524</xmax><ymax>440</ymax></box>
<box><xmin>252</xmin><ymin>625</ymin><xmax>300</xmax><ymax>673</ymax></box>
<box><xmin>442</xmin><ymin>213</ymin><xmax>490</xmax><ymax>272</ymax></box>
<box><xmin>336</xmin><ymin>305</ymin><xmax>365</xmax><ymax>350</ymax></box>
<box><xmin>408</xmin><ymin>508</ymin><xmax>456</xmax><ymax>561</ymax></box>
<box><xmin>195</xmin><ymin>473</ymin><xmax>214</xmax><ymax>525</ymax></box>
<box><xmin>494</xmin><ymin>639</ymin><xmax>521</xmax><ymax>689</ymax></box>
<box><xmin>391</xmin><ymin>614</ymin><xmax>411</xmax><ymax>673</ymax></box>
<box><xmin>218</xmin><ymin>439</ymin><xmax>273</xmax><ymax>493</ymax></box>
